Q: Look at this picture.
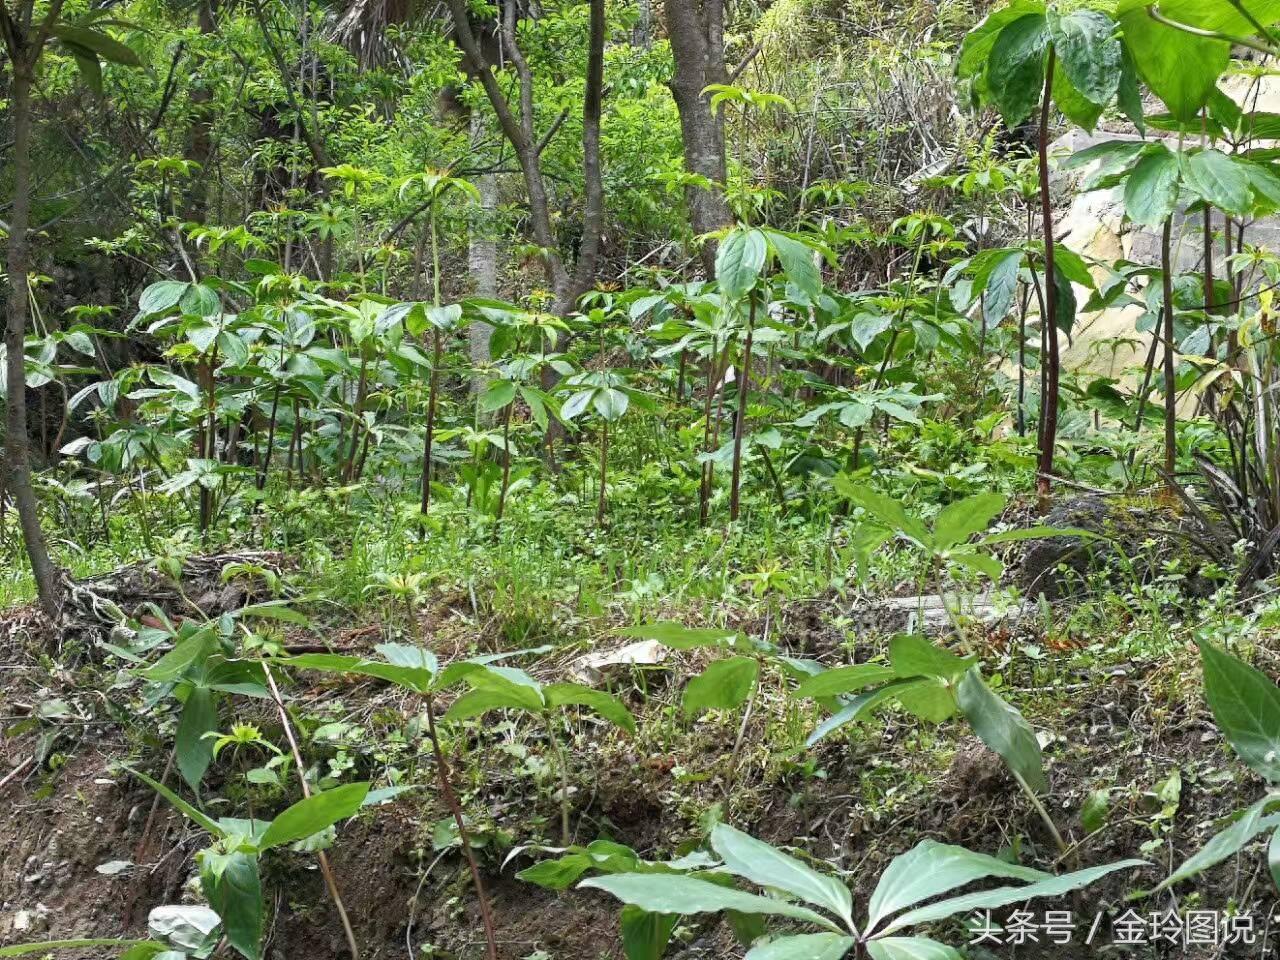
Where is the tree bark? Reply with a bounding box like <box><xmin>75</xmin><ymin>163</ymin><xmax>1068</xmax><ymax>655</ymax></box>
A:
<box><xmin>447</xmin><ymin>0</ymin><xmax>571</xmax><ymax>304</ymax></box>
<box><xmin>664</xmin><ymin>0</ymin><xmax>733</xmax><ymax>276</ymax></box>
<box><xmin>3</xmin><ymin>56</ymin><xmax>62</xmax><ymax>616</ymax></box>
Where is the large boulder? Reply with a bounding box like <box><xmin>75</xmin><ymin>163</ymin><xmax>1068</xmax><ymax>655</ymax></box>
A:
<box><xmin>1015</xmin><ymin>495</ymin><xmax>1214</xmax><ymax>601</ymax></box>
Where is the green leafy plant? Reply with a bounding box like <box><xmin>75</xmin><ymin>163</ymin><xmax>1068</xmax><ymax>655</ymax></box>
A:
<box><xmin>125</xmin><ymin>768</ymin><xmax>370</xmax><ymax>960</ymax></box>
<box><xmin>579</xmin><ymin>823</ymin><xmax>1145</xmax><ymax>959</ymax></box>
<box><xmin>447</xmin><ymin>663</ymin><xmax>635</xmax><ymax>843</ymax></box>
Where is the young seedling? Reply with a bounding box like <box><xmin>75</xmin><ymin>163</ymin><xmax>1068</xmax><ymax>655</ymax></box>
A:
<box><xmin>125</xmin><ymin>767</ymin><xmax>371</xmax><ymax>960</ymax></box>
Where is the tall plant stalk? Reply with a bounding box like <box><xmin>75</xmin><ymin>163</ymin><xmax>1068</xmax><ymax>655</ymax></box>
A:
<box><xmin>1034</xmin><ymin>47</ymin><xmax>1060</xmax><ymax>509</ymax></box>
<box><xmin>1</xmin><ymin>1</ymin><xmax>64</xmax><ymax>614</ymax></box>
<box><xmin>1160</xmin><ymin>217</ymin><xmax>1178</xmax><ymax>488</ymax></box>
<box><xmin>421</xmin><ymin>201</ymin><xmax>443</xmax><ymax>515</ymax></box>
<box><xmin>729</xmin><ymin>292</ymin><xmax>756</xmax><ymax>521</ymax></box>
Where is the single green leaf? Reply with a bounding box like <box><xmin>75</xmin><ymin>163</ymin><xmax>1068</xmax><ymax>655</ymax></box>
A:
<box><xmin>793</xmin><ymin>663</ymin><xmax>897</xmax><ymax>699</ymax></box>
<box><xmin>205</xmin><ymin>851</ymin><xmax>262</xmax><ymax>960</ymax></box>
<box><xmin>518</xmin><ymin>854</ymin><xmax>593</xmax><ymax>890</ymax></box>
<box><xmin>717</xmin><ymin>228</ymin><xmax>769</xmax><ymax>299</ymax></box>
<box><xmin>579</xmin><ymin>874</ymin><xmax>841</xmax><ymax>931</ymax></box>
<box><xmin>1154</xmin><ymin>796</ymin><xmax>1280</xmax><ymax>891</ymax></box>
<box><xmin>987</xmin><ymin>14</ymin><xmax>1049</xmax><ymax>126</ymax></box>
<box><xmin>1081</xmin><ymin>789</ymin><xmax>1110</xmax><ymax>834</ymax></box>
<box><xmin>0</xmin><ymin>942</ymin><xmax>157</xmax><ymax>958</ymax></box>
<box><xmin>176</xmin><ymin>686</ymin><xmax>218</xmax><ymax>791</ymax></box>
<box><xmin>1199</xmin><ymin>641</ymin><xmax>1280</xmax><ymax>781</ymax></box>
<box><xmin>1052</xmin><ymin>63</ymin><xmax>1104</xmax><ymax>132</ymax></box>
<box><xmin>544</xmin><ymin>683</ymin><xmax>636</xmax><ymax>732</ymax></box>
<box><xmin>1048</xmin><ymin>8</ymin><xmax>1121</xmax><ymax>106</ymax></box>
<box><xmin>180</xmin><ymin>283</ymin><xmax>221</xmax><ymax>318</ymax></box>
<box><xmin>258</xmin><ymin>782</ymin><xmax>370</xmax><ymax>851</ymax></box>
<box><xmin>956</xmin><ymin>670</ymin><xmax>1046</xmax><ymax>793</ymax></box>
<box><xmin>894</xmin><ymin>679</ymin><xmax>958</xmax><ymax>724</ymax></box>
<box><xmin>125</xmin><ymin>765</ymin><xmax>224</xmax><ymax>837</ymax></box>
<box><xmin>977</xmin><ymin>249</ymin><xmax>1022</xmax><ymax>324</ymax></box>
<box><xmin>932</xmin><ymin>492</ymin><xmax>1006</xmax><ymax>550</ymax></box>
<box><xmin>593</xmin><ymin>387</ymin><xmax>630</xmax><ymax>421</ymax></box>
<box><xmin>1183</xmin><ymin>149</ymin><xmax>1254</xmax><ymax>216</ymax></box>
<box><xmin>618</xmin><ymin>622</ymin><xmax>738</xmax><ymax>649</ymax></box>
<box><xmin>884</xmin><ymin>859</ymin><xmax>1147</xmax><ymax>932</ymax></box>
<box><xmin>51</xmin><ymin>24</ymin><xmax>141</xmax><ymax>65</ymax></box>
<box><xmin>376</xmin><ymin>642</ymin><xmax>439</xmax><ymax>676</ymax></box>
<box><xmin>684</xmin><ymin>657</ymin><xmax>760</xmax><ymax>714</ymax></box>
<box><xmin>806</xmin><ymin>679</ymin><xmax>928</xmax><ymax>748</ymax></box>
<box><xmin>281</xmin><ymin>652</ymin><xmax>435</xmax><ymax>693</ymax></box>
<box><xmin>1117</xmin><ymin>44</ymin><xmax>1145</xmax><ymax>134</ymax></box>
<box><xmin>72</xmin><ymin>52</ymin><xmax>103</xmax><ymax>93</ymax></box>
<box><xmin>1270</xmin><ymin>825</ymin><xmax>1280</xmax><ymax>893</ymax></box>
<box><xmin>866</xmin><ymin>840</ymin><xmax>1047</xmax><ymax>934</ymax></box>
<box><xmin>957</xmin><ymin>0</ymin><xmax>1046</xmax><ymax>80</ymax></box>
<box><xmin>480</xmin><ymin>379</ymin><xmax>518</xmax><ymax>413</ymax></box>
<box><xmin>831</xmin><ymin>478</ymin><xmax>930</xmax><ymax>548</ymax></box>
<box><xmin>766</xmin><ymin>230</ymin><xmax>822</xmax><ymax>301</ymax></box>
<box><xmin>621</xmin><ymin>906</ymin><xmax>679</xmax><ymax>960</ymax></box>
<box><xmin>711</xmin><ymin>824</ymin><xmax>854</xmax><ymax>930</ymax></box>
<box><xmin>1123</xmin><ymin>146</ymin><xmax>1181</xmax><ymax>227</ymax></box>
<box><xmin>1060</xmin><ymin>139</ymin><xmax>1146</xmax><ymax>173</ymax></box>
<box><xmin>888</xmin><ymin>635</ymin><xmax>977</xmax><ymax>680</ymax></box>
<box><xmin>1117</xmin><ymin>2</ymin><xmax>1229</xmax><ymax>122</ymax></box>
<box><xmin>745</xmin><ymin>933</ymin><xmax>857</xmax><ymax>960</ymax></box>
<box><xmin>138</xmin><ymin>280</ymin><xmax>189</xmax><ymax>315</ymax></box>
<box><xmin>866</xmin><ymin>938</ymin><xmax>961</xmax><ymax>960</ymax></box>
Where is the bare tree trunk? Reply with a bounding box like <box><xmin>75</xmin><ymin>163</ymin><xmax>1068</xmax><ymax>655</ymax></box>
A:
<box><xmin>633</xmin><ymin>0</ymin><xmax>651</xmax><ymax>49</ymax></box>
<box><xmin>447</xmin><ymin>0</ymin><xmax>571</xmax><ymax>303</ymax></box>
<box><xmin>3</xmin><ymin>60</ymin><xmax>61</xmax><ymax>616</ymax></box>
<box><xmin>665</xmin><ymin>0</ymin><xmax>733</xmax><ymax>276</ymax></box>
<box><xmin>572</xmin><ymin>0</ymin><xmax>606</xmax><ymax>295</ymax></box>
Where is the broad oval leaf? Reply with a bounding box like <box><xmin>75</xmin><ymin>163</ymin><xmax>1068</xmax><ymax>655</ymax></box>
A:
<box><xmin>931</xmin><ymin>492</ymin><xmax>1006</xmax><ymax>550</ymax></box>
<box><xmin>684</xmin><ymin>656</ymin><xmax>760</xmax><ymax>714</ymax></box>
<box><xmin>888</xmin><ymin>634</ymin><xmax>976</xmax><ymax>680</ymax></box>
<box><xmin>1200</xmin><ymin>641</ymin><xmax>1280</xmax><ymax>781</ymax></box>
<box><xmin>987</xmin><ymin>13</ymin><xmax>1049</xmax><ymax>126</ymax></box>
<box><xmin>1183</xmin><ymin>149</ymin><xmax>1255</xmax><ymax>217</ymax></box>
<box><xmin>544</xmin><ymin>682</ymin><xmax>636</xmax><ymax>732</ymax></box>
<box><xmin>1123</xmin><ymin>146</ymin><xmax>1180</xmax><ymax>227</ymax></box>
<box><xmin>956</xmin><ymin>671</ymin><xmax>1046</xmax><ymax>793</ymax></box>
<box><xmin>1048</xmin><ymin>9</ymin><xmax>1121</xmax><ymax>107</ymax></box>
<box><xmin>138</xmin><ymin>280</ymin><xmax>189</xmax><ymax>315</ymax></box>
<box><xmin>258</xmin><ymin>782</ymin><xmax>370</xmax><ymax>851</ymax></box>
<box><xmin>717</xmin><ymin>228</ymin><xmax>769</xmax><ymax>300</ymax></box>
<box><xmin>793</xmin><ymin>663</ymin><xmax>897</xmax><ymax>699</ymax></box>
